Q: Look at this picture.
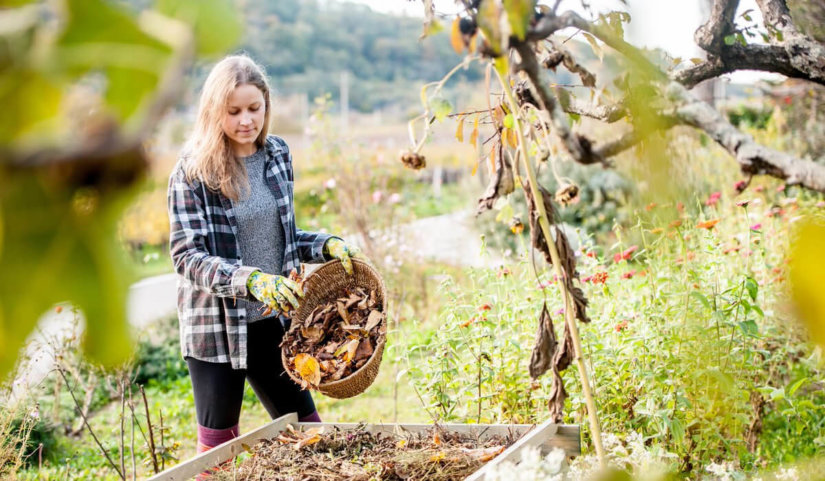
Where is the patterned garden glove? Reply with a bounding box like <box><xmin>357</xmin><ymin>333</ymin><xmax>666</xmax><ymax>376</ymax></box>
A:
<box><xmin>323</xmin><ymin>238</ymin><xmax>364</xmax><ymax>275</ymax></box>
<box><xmin>246</xmin><ymin>270</ymin><xmax>304</xmax><ymax>313</ymax></box>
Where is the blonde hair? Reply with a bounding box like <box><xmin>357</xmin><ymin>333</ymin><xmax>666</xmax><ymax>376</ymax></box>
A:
<box><xmin>184</xmin><ymin>55</ymin><xmax>272</xmax><ymax>201</ymax></box>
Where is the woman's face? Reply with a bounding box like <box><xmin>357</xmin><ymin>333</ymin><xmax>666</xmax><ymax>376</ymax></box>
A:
<box><xmin>221</xmin><ymin>83</ymin><xmax>266</xmax><ymax>156</ymax></box>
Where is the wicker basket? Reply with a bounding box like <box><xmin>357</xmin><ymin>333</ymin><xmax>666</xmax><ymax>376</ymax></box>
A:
<box><xmin>281</xmin><ymin>258</ymin><xmax>387</xmax><ymax>399</ymax></box>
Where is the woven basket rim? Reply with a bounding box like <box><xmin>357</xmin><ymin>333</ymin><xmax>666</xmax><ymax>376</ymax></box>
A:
<box><xmin>280</xmin><ymin>258</ymin><xmax>387</xmax><ymax>393</ymax></box>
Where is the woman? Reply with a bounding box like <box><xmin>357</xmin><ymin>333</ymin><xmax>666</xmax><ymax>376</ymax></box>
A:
<box><xmin>167</xmin><ymin>54</ymin><xmax>362</xmax><ymax>458</ymax></box>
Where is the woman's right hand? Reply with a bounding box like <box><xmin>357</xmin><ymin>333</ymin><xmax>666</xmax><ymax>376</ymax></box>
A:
<box><xmin>246</xmin><ymin>271</ymin><xmax>304</xmax><ymax>313</ymax></box>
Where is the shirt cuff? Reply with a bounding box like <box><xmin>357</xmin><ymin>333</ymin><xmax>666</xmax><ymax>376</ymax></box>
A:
<box><xmin>232</xmin><ymin>265</ymin><xmax>261</xmax><ymax>298</ymax></box>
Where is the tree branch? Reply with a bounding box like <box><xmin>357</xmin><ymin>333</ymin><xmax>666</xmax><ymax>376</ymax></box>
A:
<box><xmin>667</xmin><ymin>82</ymin><xmax>825</xmax><ymax>191</ymax></box>
<box><xmin>755</xmin><ymin>0</ymin><xmax>825</xmax><ymax>84</ymax></box>
<box><xmin>519</xmin><ymin>7</ymin><xmax>825</xmax><ymax>192</ymax></box>
<box><xmin>695</xmin><ymin>0</ymin><xmax>740</xmax><ymax>54</ymax></box>
<box><xmin>673</xmin><ymin>43</ymin><xmax>822</xmax><ymax>88</ymax></box>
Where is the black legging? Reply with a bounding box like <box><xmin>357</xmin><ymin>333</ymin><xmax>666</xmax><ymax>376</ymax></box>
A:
<box><xmin>186</xmin><ymin>318</ymin><xmax>316</xmax><ymax>429</ymax></box>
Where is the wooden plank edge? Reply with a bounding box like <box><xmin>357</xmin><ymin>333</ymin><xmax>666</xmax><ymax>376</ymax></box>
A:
<box><xmin>464</xmin><ymin>418</ymin><xmax>561</xmax><ymax>481</ymax></box>
<box><xmin>146</xmin><ymin>412</ymin><xmax>298</xmax><ymax>481</ymax></box>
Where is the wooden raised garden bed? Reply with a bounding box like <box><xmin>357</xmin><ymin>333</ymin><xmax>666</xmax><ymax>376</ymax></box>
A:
<box><xmin>147</xmin><ymin>413</ymin><xmax>580</xmax><ymax>481</ymax></box>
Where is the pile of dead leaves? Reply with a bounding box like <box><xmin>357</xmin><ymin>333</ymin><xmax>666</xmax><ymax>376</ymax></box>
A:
<box><xmin>281</xmin><ymin>287</ymin><xmax>386</xmax><ymax>389</ymax></box>
<box><xmin>207</xmin><ymin>424</ymin><xmax>513</xmax><ymax>481</ymax></box>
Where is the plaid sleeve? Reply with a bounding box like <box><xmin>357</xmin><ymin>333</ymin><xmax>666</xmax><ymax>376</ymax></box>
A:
<box><xmin>167</xmin><ymin>164</ymin><xmax>255</xmax><ymax>298</ymax></box>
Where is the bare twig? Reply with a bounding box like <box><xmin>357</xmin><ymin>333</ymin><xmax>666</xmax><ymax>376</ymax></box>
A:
<box><xmin>57</xmin><ymin>367</ymin><xmax>125</xmax><ymax>480</ymax></box>
<box><xmin>140</xmin><ymin>385</ymin><xmax>160</xmax><ymax>474</ymax></box>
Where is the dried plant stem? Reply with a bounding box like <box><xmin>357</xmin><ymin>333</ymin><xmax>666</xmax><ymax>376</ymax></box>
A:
<box><xmin>57</xmin><ymin>367</ymin><xmax>126</xmax><ymax>480</ymax></box>
<box><xmin>129</xmin><ymin>387</ymin><xmax>136</xmax><ymax>481</ymax></box>
<box><xmin>140</xmin><ymin>385</ymin><xmax>160</xmax><ymax>473</ymax></box>
<box><xmin>495</xmin><ymin>67</ymin><xmax>606</xmax><ymax>466</ymax></box>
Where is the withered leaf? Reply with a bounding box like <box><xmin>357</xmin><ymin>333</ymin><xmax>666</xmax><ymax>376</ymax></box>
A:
<box><xmin>553</xmin><ymin>321</ymin><xmax>574</xmax><ymax>372</ymax></box>
<box><xmin>529</xmin><ymin>303</ymin><xmax>557</xmax><ymax>380</ymax></box>
<box><xmin>343</xmin><ymin>339</ymin><xmax>360</xmax><ymax>363</ymax></box>
<box><xmin>300</xmin><ymin>326</ymin><xmax>324</xmax><ymax>344</ymax></box>
<box><xmin>548</xmin><ymin>367</ymin><xmax>567</xmax><ymax>423</ymax></box>
<box><xmin>477</xmin><ymin>142</ymin><xmax>514</xmax><ymax>215</ymax></box>
<box><xmin>336</xmin><ymin>301</ymin><xmax>350</xmax><ymax>323</ymax></box>
<box><xmin>354</xmin><ymin>338</ymin><xmax>374</xmax><ymax>362</ymax></box>
<box><xmin>523</xmin><ymin>180</ymin><xmax>557</xmax><ymax>266</ymax></box>
<box><xmin>365</xmin><ymin>310</ymin><xmax>384</xmax><ymax>332</ymax></box>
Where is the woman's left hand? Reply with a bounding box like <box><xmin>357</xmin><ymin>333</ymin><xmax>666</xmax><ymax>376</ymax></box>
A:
<box><xmin>324</xmin><ymin>238</ymin><xmax>366</xmax><ymax>275</ymax></box>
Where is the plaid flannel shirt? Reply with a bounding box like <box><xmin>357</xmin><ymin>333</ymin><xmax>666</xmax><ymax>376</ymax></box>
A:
<box><xmin>167</xmin><ymin>135</ymin><xmax>335</xmax><ymax>369</ymax></box>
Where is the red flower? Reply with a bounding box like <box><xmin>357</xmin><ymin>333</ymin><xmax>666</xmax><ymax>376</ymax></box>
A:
<box><xmin>733</xmin><ymin>180</ymin><xmax>748</xmax><ymax>193</ymax></box>
<box><xmin>783</xmin><ymin>95</ymin><xmax>792</xmax><ymax>105</ymax></box>
<box><xmin>669</xmin><ymin>219</ymin><xmax>683</xmax><ymax>228</ymax></box>
<box><xmin>705</xmin><ymin>191</ymin><xmax>722</xmax><ymax>207</ymax></box>
<box><xmin>591</xmin><ymin>271</ymin><xmax>608</xmax><ymax>284</ymax></box>
<box><xmin>645</xmin><ymin>202</ymin><xmax>657</xmax><ymax>211</ymax></box>
<box><xmin>676</xmin><ymin>202</ymin><xmax>685</xmax><ymax>213</ymax></box>
<box><xmin>621</xmin><ymin>270</ymin><xmax>636</xmax><ymax>280</ymax></box>
<box><xmin>614</xmin><ymin>320</ymin><xmax>629</xmax><ymax>332</ymax></box>
<box><xmin>496</xmin><ymin>266</ymin><xmax>512</xmax><ymax>278</ymax></box>
<box><xmin>613</xmin><ymin>245</ymin><xmax>639</xmax><ymax>263</ymax></box>
<box><xmin>478</xmin><ymin>304</ymin><xmax>492</xmax><ymax>312</ymax></box>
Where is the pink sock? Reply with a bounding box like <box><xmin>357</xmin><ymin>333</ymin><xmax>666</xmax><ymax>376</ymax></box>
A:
<box><xmin>197</xmin><ymin>424</ymin><xmax>239</xmax><ymax>453</ymax></box>
<box><xmin>299</xmin><ymin>411</ymin><xmax>322</xmax><ymax>423</ymax></box>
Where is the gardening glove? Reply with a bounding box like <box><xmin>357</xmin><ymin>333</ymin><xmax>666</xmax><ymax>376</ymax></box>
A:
<box><xmin>246</xmin><ymin>270</ymin><xmax>304</xmax><ymax>313</ymax></box>
<box><xmin>323</xmin><ymin>238</ymin><xmax>365</xmax><ymax>275</ymax></box>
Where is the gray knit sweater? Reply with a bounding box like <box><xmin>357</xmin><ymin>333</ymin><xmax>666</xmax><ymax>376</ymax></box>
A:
<box><xmin>232</xmin><ymin>148</ymin><xmax>286</xmax><ymax>323</ymax></box>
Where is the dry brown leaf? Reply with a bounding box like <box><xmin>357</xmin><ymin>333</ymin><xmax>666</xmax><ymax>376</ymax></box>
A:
<box><xmin>461</xmin><ymin>445</ymin><xmax>506</xmax><ymax>461</ymax></box>
<box><xmin>354</xmin><ymin>338</ymin><xmax>374</xmax><ymax>362</ymax></box>
<box><xmin>343</xmin><ymin>339</ymin><xmax>360</xmax><ymax>363</ymax></box>
<box><xmin>529</xmin><ymin>303</ymin><xmax>557</xmax><ymax>380</ymax></box>
<box><xmin>300</xmin><ymin>326</ymin><xmax>324</xmax><ymax>344</ymax></box>
<box><xmin>365</xmin><ymin>310</ymin><xmax>383</xmax><ymax>332</ymax></box>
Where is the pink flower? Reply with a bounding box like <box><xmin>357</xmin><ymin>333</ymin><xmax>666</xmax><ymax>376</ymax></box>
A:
<box><xmin>372</xmin><ymin>190</ymin><xmax>383</xmax><ymax>203</ymax></box>
<box><xmin>735</xmin><ymin>200</ymin><xmax>750</xmax><ymax>208</ymax></box>
<box><xmin>705</xmin><ymin>191</ymin><xmax>722</xmax><ymax>207</ymax></box>
<box><xmin>621</xmin><ymin>270</ymin><xmax>636</xmax><ymax>280</ymax></box>
<box><xmin>776</xmin><ymin>184</ymin><xmax>786</xmax><ymax>192</ymax></box>
<box><xmin>816</xmin><ymin>201</ymin><xmax>825</xmax><ymax>209</ymax></box>
<box><xmin>389</xmin><ymin>193</ymin><xmax>402</xmax><ymax>204</ymax></box>
<box><xmin>750</xmin><ymin>223</ymin><xmax>762</xmax><ymax>231</ymax></box>
<box><xmin>324</xmin><ymin>178</ymin><xmax>337</xmax><ymax>190</ymax></box>
<box><xmin>613</xmin><ymin>245</ymin><xmax>638</xmax><ymax>263</ymax></box>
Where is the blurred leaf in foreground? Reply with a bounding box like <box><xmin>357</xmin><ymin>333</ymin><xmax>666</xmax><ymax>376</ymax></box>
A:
<box><xmin>789</xmin><ymin>217</ymin><xmax>825</xmax><ymax>349</ymax></box>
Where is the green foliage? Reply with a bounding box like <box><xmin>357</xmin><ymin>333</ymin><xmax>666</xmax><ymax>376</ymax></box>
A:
<box><xmin>132</xmin><ymin>317</ymin><xmax>189</xmax><ymax>387</ymax></box>
<box><xmin>403</xmin><ymin>191</ymin><xmax>825</xmax><ymax>474</ymax></box>
<box><xmin>0</xmin><ymin>0</ymin><xmax>241</xmax><ymax>382</ymax></box>
<box><xmin>727</xmin><ymin>105</ymin><xmax>773</xmax><ymax>130</ymax></box>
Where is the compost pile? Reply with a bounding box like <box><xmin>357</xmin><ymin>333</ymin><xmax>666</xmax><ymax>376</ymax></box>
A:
<box><xmin>281</xmin><ymin>287</ymin><xmax>386</xmax><ymax>388</ymax></box>
<box><xmin>207</xmin><ymin>424</ymin><xmax>515</xmax><ymax>481</ymax></box>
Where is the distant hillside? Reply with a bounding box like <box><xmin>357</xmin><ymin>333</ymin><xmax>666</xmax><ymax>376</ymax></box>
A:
<box><xmin>235</xmin><ymin>0</ymin><xmax>482</xmax><ymax>111</ymax></box>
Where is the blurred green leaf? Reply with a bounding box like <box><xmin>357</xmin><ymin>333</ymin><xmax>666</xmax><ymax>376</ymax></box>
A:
<box><xmin>738</xmin><ymin>320</ymin><xmax>758</xmax><ymax>337</ymax></box>
<box><xmin>503</xmin><ymin>0</ymin><xmax>535</xmax><ymax>41</ymax></box>
<box><xmin>431</xmin><ymin>97</ymin><xmax>452</xmax><ymax>121</ymax></box>
<box><xmin>789</xmin><ymin>218</ymin><xmax>825</xmax><ymax>349</ymax></box>
<box><xmin>0</xmin><ymin>69</ymin><xmax>62</xmax><ymax>144</ymax></box>
<box><xmin>477</xmin><ymin>0</ymin><xmax>503</xmax><ymax>55</ymax></box>
<box><xmin>56</xmin><ymin>0</ymin><xmax>173</xmax><ymax>120</ymax></box>
<box><xmin>690</xmin><ymin>291</ymin><xmax>711</xmax><ymax>310</ymax></box>
<box><xmin>156</xmin><ymin>0</ymin><xmax>241</xmax><ymax>56</ymax></box>
<box><xmin>744</xmin><ymin>277</ymin><xmax>758</xmax><ymax>301</ymax></box>
<box><xmin>0</xmin><ymin>150</ymin><xmax>144</xmax><ymax>380</ymax></box>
